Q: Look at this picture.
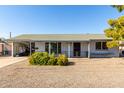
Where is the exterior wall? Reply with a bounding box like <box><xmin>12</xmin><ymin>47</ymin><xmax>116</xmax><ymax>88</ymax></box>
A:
<box><xmin>35</xmin><ymin>42</ymin><xmax>45</xmax><ymax>52</ymax></box>
<box><xmin>5</xmin><ymin>43</ymin><xmax>12</xmax><ymax>55</ymax></box>
<box><xmin>70</xmin><ymin>42</ymin><xmax>73</xmax><ymax>57</ymax></box>
<box><xmin>0</xmin><ymin>44</ymin><xmax>3</xmax><ymax>52</ymax></box>
<box><xmin>13</xmin><ymin>43</ymin><xmax>20</xmax><ymax>56</ymax></box>
<box><xmin>80</xmin><ymin>42</ymin><xmax>88</xmax><ymax>57</ymax></box>
<box><xmin>61</xmin><ymin>42</ymin><xmax>68</xmax><ymax>56</ymax></box>
<box><xmin>119</xmin><ymin>41</ymin><xmax>124</xmax><ymax>56</ymax></box>
<box><xmin>90</xmin><ymin>40</ymin><xmax>119</xmax><ymax>58</ymax></box>
<box><xmin>0</xmin><ymin>44</ymin><xmax>3</xmax><ymax>55</ymax></box>
<box><xmin>0</xmin><ymin>42</ymin><xmax>12</xmax><ymax>56</ymax></box>
<box><xmin>11</xmin><ymin>41</ymin><xmax>120</xmax><ymax>58</ymax></box>
<box><xmin>61</xmin><ymin>42</ymin><xmax>89</xmax><ymax>57</ymax></box>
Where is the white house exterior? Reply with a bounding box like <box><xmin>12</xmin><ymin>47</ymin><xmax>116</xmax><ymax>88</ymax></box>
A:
<box><xmin>8</xmin><ymin>34</ymin><xmax>120</xmax><ymax>58</ymax></box>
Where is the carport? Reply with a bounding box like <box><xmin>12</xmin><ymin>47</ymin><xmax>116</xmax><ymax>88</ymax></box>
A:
<box><xmin>11</xmin><ymin>39</ymin><xmax>34</xmax><ymax>57</ymax></box>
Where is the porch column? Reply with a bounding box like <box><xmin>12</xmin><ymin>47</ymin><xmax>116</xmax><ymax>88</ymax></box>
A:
<box><xmin>49</xmin><ymin>42</ymin><xmax>51</xmax><ymax>55</ymax></box>
<box><xmin>88</xmin><ymin>41</ymin><xmax>91</xmax><ymax>58</ymax></box>
<box><xmin>68</xmin><ymin>42</ymin><xmax>71</xmax><ymax>58</ymax></box>
<box><xmin>29</xmin><ymin>41</ymin><xmax>32</xmax><ymax>56</ymax></box>
<box><xmin>11</xmin><ymin>42</ymin><xmax>14</xmax><ymax>57</ymax></box>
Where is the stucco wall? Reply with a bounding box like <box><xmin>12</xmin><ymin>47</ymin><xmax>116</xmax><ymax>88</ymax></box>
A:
<box><xmin>90</xmin><ymin>41</ymin><xmax>119</xmax><ymax>57</ymax></box>
<box><xmin>34</xmin><ymin>41</ymin><xmax>119</xmax><ymax>58</ymax></box>
<box><xmin>61</xmin><ymin>42</ymin><xmax>68</xmax><ymax>56</ymax></box>
<box><xmin>13</xmin><ymin>43</ymin><xmax>20</xmax><ymax>56</ymax></box>
<box><xmin>0</xmin><ymin>44</ymin><xmax>3</xmax><ymax>53</ymax></box>
<box><xmin>70</xmin><ymin>42</ymin><xmax>73</xmax><ymax>57</ymax></box>
<box><xmin>61</xmin><ymin>42</ymin><xmax>89</xmax><ymax>57</ymax></box>
<box><xmin>0</xmin><ymin>43</ymin><xmax>12</xmax><ymax>56</ymax></box>
<box><xmin>80</xmin><ymin>42</ymin><xmax>88</xmax><ymax>57</ymax></box>
<box><xmin>35</xmin><ymin>42</ymin><xmax>45</xmax><ymax>52</ymax></box>
<box><xmin>5</xmin><ymin>43</ymin><xmax>12</xmax><ymax>55</ymax></box>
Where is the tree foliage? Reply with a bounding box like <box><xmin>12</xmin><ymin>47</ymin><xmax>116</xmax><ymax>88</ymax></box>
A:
<box><xmin>104</xmin><ymin>16</ymin><xmax>124</xmax><ymax>48</ymax></box>
<box><xmin>106</xmin><ymin>41</ymin><xmax>119</xmax><ymax>48</ymax></box>
<box><xmin>104</xmin><ymin>5</ymin><xmax>124</xmax><ymax>48</ymax></box>
<box><xmin>112</xmin><ymin>5</ymin><xmax>124</xmax><ymax>12</ymax></box>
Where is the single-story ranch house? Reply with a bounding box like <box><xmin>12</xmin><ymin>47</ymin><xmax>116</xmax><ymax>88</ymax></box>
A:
<box><xmin>7</xmin><ymin>34</ymin><xmax>120</xmax><ymax>58</ymax></box>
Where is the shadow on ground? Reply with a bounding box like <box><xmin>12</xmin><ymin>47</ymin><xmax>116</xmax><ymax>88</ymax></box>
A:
<box><xmin>67</xmin><ymin>62</ymin><xmax>75</xmax><ymax>66</ymax></box>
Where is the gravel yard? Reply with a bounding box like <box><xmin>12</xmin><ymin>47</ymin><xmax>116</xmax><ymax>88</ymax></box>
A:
<box><xmin>1</xmin><ymin>58</ymin><xmax>124</xmax><ymax>88</ymax></box>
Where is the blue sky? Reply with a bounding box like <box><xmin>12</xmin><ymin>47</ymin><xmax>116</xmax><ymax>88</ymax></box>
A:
<box><xmin>0</xmin><ymin>5</ymin><xmax>124</xmax><ymax>38</ymax></box>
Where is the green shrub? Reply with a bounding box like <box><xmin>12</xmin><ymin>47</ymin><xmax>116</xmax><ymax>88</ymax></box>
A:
<box><xmin>47</xmin><ymin>57</ymin><xmax>57</xmax><ymax>65</ymax></box>
<box><xmin>29</xmin><ymin>52</ymin><xmax>49</xmax><ymax>65</ymax></box>
<box><xmin>47</xmin><ymin>53</ymin><xmax>57</xmax><ymax>65</ymax></box>
<box><xmin>29</xmin><ymin>52</ymin><xmax>68</xmax><ymax>66</ymax></box>
<box><xmin>39</xmin><ymin>56</ymin><xmax>50</xmax><ymax>65</ymax></box>
<box><xmin>38</xmin><ymin>52</ymin><xmax>49</xmax><ymax>65</ymax></box>
<box><xmin>29</xmin><ymin>52</ymin><xmax>40</xmax><ymax>65</ymax></box>
<box><xmin>57</xmin><ymin>54</ymin><xmax>68</xmax><ymax>66</ymax></box>
<box><xmin>42</xmin><ymin>52</ymin><xmax>49</xmax><ymax>57</ymax></box>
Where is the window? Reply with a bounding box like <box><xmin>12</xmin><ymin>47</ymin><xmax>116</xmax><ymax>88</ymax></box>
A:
<box><xmin>102</xmin><ymin>42</ymin><xmax>108</xmax><ymax>49</ymax></box>
<box><xmin>45</xmin><ymin>42</ymin><xmax>49</xmax><ymax>52</ymax></box>
<box><xmin>51</xmin><ymin>42</ymin><xmax>57</xmax><ymax>54</ymax></box>
<box><xmin>95</xmin><ymin>42</ymin><xmax>108</xmax><ymax>50</ymax></box>
<box><xmin>45</xmin><ymin>42</ymin><xmax>61</xmax><ymax>54</ymax></box>
<box><xmin>96</xmin><ymin>42</ymin><xmax>101</xmax><ymax>50</ymax></box>
<box><xmin>58</xmin><ymin>42</ymin><xmax>61</xmax><ymax>54</ymax></box>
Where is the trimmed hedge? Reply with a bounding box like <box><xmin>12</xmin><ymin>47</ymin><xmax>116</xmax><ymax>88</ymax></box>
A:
<box><xmin>29</xmin><ymin>52</ymin><xmax>68</xmax><ymax>66</ymax></box>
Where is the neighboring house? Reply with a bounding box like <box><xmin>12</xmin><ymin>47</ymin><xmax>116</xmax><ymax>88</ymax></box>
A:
<box><xmin>0</xmin><ymin>38</ymin><xmax>11</xmax><ymax>56</ymax></box>
<box><xmin>8</xmin><ymin>34</ymin><xmax>119</xmax><ymax>58</ymax></box>
<box><xmin>0</xmin><ymin>38</ymin><xmax>4</xmax><ymax>56</ymax></box>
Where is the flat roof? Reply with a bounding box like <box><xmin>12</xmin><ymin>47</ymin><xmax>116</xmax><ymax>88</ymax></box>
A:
<box><xmin>10</xmin><ymin>34</ymin><xmax>112</xmax><ymax>41</ymax></box>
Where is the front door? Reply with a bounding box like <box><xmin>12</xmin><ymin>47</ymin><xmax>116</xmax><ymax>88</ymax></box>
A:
<box><xmin>73</xmin><ymin>43</ymin><xmax>81</xmax><ymax>57</ymax></box>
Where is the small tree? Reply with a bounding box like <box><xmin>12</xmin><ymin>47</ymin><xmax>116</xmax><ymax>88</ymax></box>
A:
<box><xmin>104</xmin><ymin>5</ymin><xmax>124</xmax><ymax>48</ymax></box>
<box><xmin>104</xmin><ymin>16</ymin><xmax>124</xmax><ymax>48</ymax></box>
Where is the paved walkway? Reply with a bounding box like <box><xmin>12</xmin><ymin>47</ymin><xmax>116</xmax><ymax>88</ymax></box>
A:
<box><xmin>0</xmin><ymin>57</ymin><xmax>28</xmax><ymax>68</ymax></box>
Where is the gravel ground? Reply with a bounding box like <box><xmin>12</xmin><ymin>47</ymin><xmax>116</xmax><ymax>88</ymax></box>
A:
<box><xmin>1</xmin><ymin>58</ymin><xmax>124</xmax><ymax>88</ymax></box>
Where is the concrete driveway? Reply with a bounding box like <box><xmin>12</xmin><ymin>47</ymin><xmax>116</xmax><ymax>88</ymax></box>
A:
<box><xmin>0</xmin><ymin>57</ymin><xmax>28</xmax><ymax>68</ymax></box>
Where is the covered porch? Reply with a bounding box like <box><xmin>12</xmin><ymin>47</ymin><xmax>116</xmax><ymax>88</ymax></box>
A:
<box><xmin>11</xmin><ymin>40</ymin><xmax>34</xmax><ymax>57</ymax></box>
<box><xmin>9</xmin><ymin>34</ymin><xmax>119</xmax><ymax>58</ymax></box>
<box><xmin>12</xmin><ymin>40</ymin><xmax>91</xmax><ymax>58</ymax></box>
<box><xmin>11</xmin><ymin>40</ymin><xmax>119</xmax><ymax>58</ymax></box>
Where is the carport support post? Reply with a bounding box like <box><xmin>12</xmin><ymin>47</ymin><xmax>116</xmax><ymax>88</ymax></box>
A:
<box><xmin>29</xmin><ymin>41</ymin><xmax>32</xmax><ymax>56</ymax></box>
<box><xmin>88</xmin><ymin>41</ymin><xmax>91</xmax><ymax>58</ymax></box>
